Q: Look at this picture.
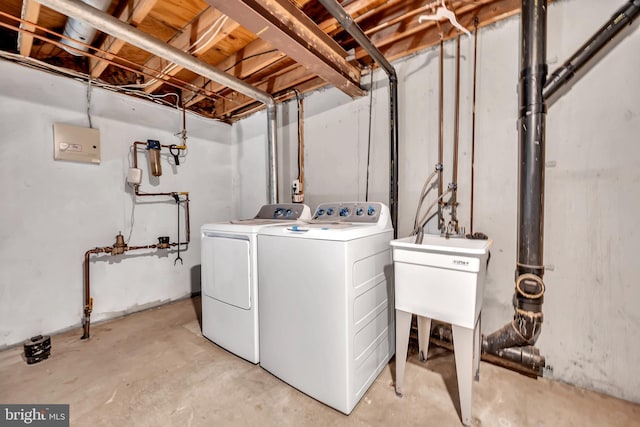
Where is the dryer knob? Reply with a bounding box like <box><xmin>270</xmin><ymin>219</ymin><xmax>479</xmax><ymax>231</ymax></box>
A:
<box><xmin>367</xmin><ymin>206</ymin><xmax>376</xmax><ymax>216</ymax></box>
<box><xmin>326</xmin><ymin>208</ymin><xmax>335</xmax><ymax>216</ymax></box>
<box><xmin>339</xmin><ymin>207</ymin><xmax>349</xmax><ymax>217</ymax></box>
<box><xmin>356</xmin><ymin>208</ymin><xmax>364</xmax><ymax>216</ymax></box>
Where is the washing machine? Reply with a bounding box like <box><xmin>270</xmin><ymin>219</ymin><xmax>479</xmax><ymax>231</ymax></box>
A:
<box><xmin>257</xmin><ymin>202</ymin><xmax>395</xmax><ymax>414</ymax></box>
<box><xmin>201</xmin><ymin>203</ymin><xmax>311</xmax><ymax>364</ymax></box>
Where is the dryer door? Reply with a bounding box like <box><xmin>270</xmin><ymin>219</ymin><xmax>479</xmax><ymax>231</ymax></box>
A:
<box><xmin>202</xmin><ymin>234</ymin><xmax>252</xmax><ymax>310</ymax></box>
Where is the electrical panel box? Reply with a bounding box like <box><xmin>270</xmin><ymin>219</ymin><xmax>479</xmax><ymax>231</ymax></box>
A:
<box><xmin>53</xmin><ymin>123</ymin><xmax>101</xmax><ymax>164</ymax></box>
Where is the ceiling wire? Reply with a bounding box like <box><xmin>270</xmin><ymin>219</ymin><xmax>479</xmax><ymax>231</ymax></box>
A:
<box><xmin>0</xmin><ymin>50</ymin><xmax>222</xmax><ymax>123</ymax></box>
<box><xmin>86</xmin><ymin>79</ymin><xmax>93</xmax><ymax>128</ymax></box>
<box><xmin>0</xmin><ymin>13</ymin><xmax>230</xmax><ymax>104</ymax></box>
<box><xmin>365</xmin><ymin>66</ymin><xmax>374</xmax><ymax>202</ymax></box>
<box><xmin>142</xmin><ymin>15</ymin><xmax>229</xmax><ymax>88</ymax></box>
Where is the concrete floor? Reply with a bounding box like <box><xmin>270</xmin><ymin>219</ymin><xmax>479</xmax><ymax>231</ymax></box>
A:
<box><xmin>1</xmin><ymin>298</ymin><xmax>638</xmax><ymax>427</ymax></box>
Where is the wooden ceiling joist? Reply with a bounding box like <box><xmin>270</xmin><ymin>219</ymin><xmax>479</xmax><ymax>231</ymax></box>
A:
<box><xmin>206</xmin><ymin>0</ymin><xmax>365</xmax><ymax>98</ymax></box>
<box><xmin>18</xmin><ymin>0</ymin><xmax>40</xmax><ymax>56</ymax></box>
<box><xmin>214</xmin><ymin>62</ymin><xmax>316</xmax><ymax>118</ymax></box>
<box><xmin>184</xmin><ymin>38</ymin><xmax>285</xmax><ymax>107</ymax></box>
<box><xmin>1</xmin><ymin>0</ymin><xmax>544</xmax><ymax>120</ymax></box>
<box><xmin>355</xmin><ymin>0</ymin><xmax>526</xmax><ymax>63</ymax></box>
<box><xmin>141</xmin><ymin>7</ymin><xmax>242</xmax><ymax>94</ymax></box>
<box><xmin>89</xmin><ymin>0</ymin><xmax>158</xmax><ymax>79</ymax></box>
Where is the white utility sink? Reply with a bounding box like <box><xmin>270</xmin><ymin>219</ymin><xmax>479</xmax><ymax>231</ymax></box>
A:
<box><xmin>391</xmin><ymin>235</ymin><xmax>492</xmax><ymax>329</ymax></box>
<box><xmin>391</xmin><ymin>235</ymin><xmax>492</xmax><ymax>427</ymax></box>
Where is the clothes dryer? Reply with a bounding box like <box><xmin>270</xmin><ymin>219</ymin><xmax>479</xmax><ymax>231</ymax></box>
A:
<box><xmin>201</xmin><ymin>203</ymin><xmax>310</xmax><ymax>363</ymax></box>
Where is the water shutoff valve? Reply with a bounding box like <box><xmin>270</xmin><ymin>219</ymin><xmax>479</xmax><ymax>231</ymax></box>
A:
<box><xmin>157</xmin><ymin>236</ymin><xmax>170</xmax><ymax>249</ymax></box>
<box><xmin>112</xmin><ymin>233</ymin><xmax>128</xmax><ymax>256</ymax></box>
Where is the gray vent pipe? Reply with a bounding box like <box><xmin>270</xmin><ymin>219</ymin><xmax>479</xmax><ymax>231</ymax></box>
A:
<box><xmin>36</xmin><ymin>0</ymin><xmax>279</xmax><ymax>204</ymax></box>
<box><xmin>317</xmin><ymin>0</ymin><xmax>399</xmax><ymax>238</ymax></box>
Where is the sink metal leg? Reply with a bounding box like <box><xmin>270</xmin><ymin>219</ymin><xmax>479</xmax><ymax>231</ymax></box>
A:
<box><xmin>417</xmin><ymin>315</ymin><xmax>432</xmax><ymax>362</ymax></box>
<box><xmin>452</xmin><ymin>325</ymin><xmax>474</xmax><ymax>427</ymax></box>
<box><xmin>473</xmin><ymin>315</ymin><xmax>481</xmax><ymax>381</ymax></box>
<box><xmin>395</xmin><ymin>309</ymin><xmax>412</xmax><ymax>397</ymax></box>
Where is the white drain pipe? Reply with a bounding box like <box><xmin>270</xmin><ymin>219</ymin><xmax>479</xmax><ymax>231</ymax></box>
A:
<box><xmin>37</xmin><ymin>0</ymin><xmax>279</xmax><ymax>203</ymax></box>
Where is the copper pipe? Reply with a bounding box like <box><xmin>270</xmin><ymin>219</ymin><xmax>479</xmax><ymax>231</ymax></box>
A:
<box><xmin>437</xmin><ymin>36</ymin><xmax>445</xmax><ymax>232</ymax></box>
<box><xmin>450</xmin><ymin>35</ymin><xmax>461</xmax><ymax>233</ymax></box>
<box><xmin>0</xmin><ymin>13</ymin><xmax>225</xmax><ymax>104</ymax></box>
<box><xmin>470</xmin><ymin>18</ymin><xmax>479</xmax><ymax>234</ymax></box>
<box><xmin>82</xmin><ymin>246</ymin><xmax>111</xmax><ymax>339</ymax></box>
<box><xmin>132</xmin><ymin>141</ymin><xmax>186</xmax><ymax>196</ymax></box>
<box><xmin>130</xmin><ymin>142</ymin><xmax>190</xmax><ymax>244</ymax></box>
<box><xmin>82</xmin><ymin>236</ymin><xmax>185</xmax><ymax>339</ymax></box>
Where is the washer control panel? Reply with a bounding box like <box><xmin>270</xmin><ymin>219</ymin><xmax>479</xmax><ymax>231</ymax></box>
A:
<box><xmin>256</xmin><ymin>204</ymin><xmax>308</xmax><ymax>220</ymax></box>
<box><xmin>313</xmin><ymin>202</ymin><xmax>382</xmax><ymax>223</ymax></box>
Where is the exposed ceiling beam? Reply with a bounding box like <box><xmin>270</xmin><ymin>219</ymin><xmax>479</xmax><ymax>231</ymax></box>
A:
<box><xmin>142</xmin><ymin>7</ymin><xmax>241</xmax><ymax>93</ymax></box>
<box><xmin>214</xmin><ymin>62</ymin><xmax>315</xmax><ymax>118</ymax></box>
<box><xmin>185</xmin><ymin>0</ymin><xmax>383</xmax><ymax>107</ymax></box>
<box><xmin>206</xmin><ymin>0</ymin><xmax>365</xmax><ymax>97</ymax></box>
<box><xmin>35</xmin><ymin>0</ymin><xmax>274</xmax><ymax>105</ymax></box>
<box><xmin>184</xmin><ymin>38</ymin><xmax>285</xmax><ymax>107</ymax></box>
<box><xmin>18</xmin><ymin>0</ymin><xmax>40</xmax><ymax>56</ymax></box>
<box><xmin>356</xmin><ymin>0</ymin><xmax>527</xmax><ymax>63</ymax></box>
<box><xmin>89</xmin><ymin>0</ymin><xmax>158</xmax><ymax>79</ymax></box>
<box><xmin>231</xmin><ymin>75</ymin><xmax>327</xmax><ymax>120</ymax></box>
<box><xmin>321</xmin><ymin>0</ymin><xmax>389</xmax><ymax>36</ymax></box>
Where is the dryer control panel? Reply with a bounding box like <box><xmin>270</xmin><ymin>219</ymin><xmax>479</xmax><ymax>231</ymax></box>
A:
<box><xmin>313</xmin><ymin>202</ymin><xmax>383</xmax><ymax>223</ymax></box>
<box><xmin>255</xmin><ymin>203</ymin><xmax>310</xmax><ymax>220</ymax></box>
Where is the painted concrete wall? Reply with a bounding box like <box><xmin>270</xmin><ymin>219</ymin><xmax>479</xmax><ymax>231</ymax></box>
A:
<box><xmin>233</xmin><ymin>0</ymin><xmax>640</xmax><ymax>402</ymax></box>
<box><xmin>0</xmin><ymin>60</ymin><xmax>233</xmax><ymax>348</ymax></box>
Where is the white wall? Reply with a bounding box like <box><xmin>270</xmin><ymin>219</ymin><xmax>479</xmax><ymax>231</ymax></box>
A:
<box><xmin>232</xmin><ymin>0</ymin><xmax>640</xmax><ymax>402</ymax></box>
<box><xmin>0</xmin><ymin>60</ymin><xmax>233</xmax><ymax>348</ymax></box>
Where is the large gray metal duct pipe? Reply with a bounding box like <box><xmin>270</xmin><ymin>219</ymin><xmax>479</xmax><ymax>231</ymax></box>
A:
<box><xmin>484</xmin><ymin>0</ymin><xmax>547</xmax><ymax>353</ymax></box>
<box><xmin>36</xmin><ymin>0</ymin><xmax>280</xmax><ymax>204</ymax></box>
<box><xmin>317</xmin><ymin>0</ymin><xmax>399</xmax><ymax>238</ymax></box>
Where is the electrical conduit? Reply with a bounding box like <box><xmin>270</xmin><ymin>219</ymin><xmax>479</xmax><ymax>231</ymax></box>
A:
<box><xmin>318</xmin><ymin>0</ymin><xmax>399</xmax><ymax>238</ymax></box>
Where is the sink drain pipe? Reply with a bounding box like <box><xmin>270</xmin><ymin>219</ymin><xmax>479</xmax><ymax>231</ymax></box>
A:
<box><xmin>421</xmin><ymin>0</ymin><xmax>639</xmax><ymax>376</ymax></box>
<box><xmin>318</xmin><ymin>0</ymin><xmax>399</xmax><ymax>238</ymax></box>
<box><xmin>483</xmin><ymin>0</ymin><xmax>548</xmax><ymax>356</ymax></box>
<box><xmin>482</xmin><ymin>0</ymin><xmax>640</xmax><ymax>368</ymax></box>
<box><xmin>544</xmin><ymin>0</ymin><xmax>640</xmax><ymax>102</ymax></box>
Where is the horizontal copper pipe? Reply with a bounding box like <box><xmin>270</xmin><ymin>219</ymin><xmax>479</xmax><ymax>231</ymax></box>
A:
<box><xmin>82</xmin><ymin>237</ymin><xmax>185</xmax><ymax>340</ymax></box>
<box><xmin>0</xmin><ymin>12</ymin><xmax>225</xmax><ymax>104</ymax></box>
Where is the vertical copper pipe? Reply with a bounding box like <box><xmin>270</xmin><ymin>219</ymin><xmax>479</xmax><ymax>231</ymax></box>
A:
<box><xmin>438</xmin><ymin>37</ymin><xmax>445</xmax><ymax>232</ymax></box>
<box><xmin>81</xmin><ymin>250</ymin><xmax>93</xmax><ymax>339</ymax></box>
<box><xmin>82</xmin><ymin>247</ymin><xmax>109</xmax><ymax>339</ymax></box>
<box><xmin>451</xmin><ymin>35</ymin><xmax>461</xmax><ymax>233</ymax></box>
<box><xmin>470</xmin><ymin>19</ymin><xmax>479</xmax><ymax>235</ymax></box>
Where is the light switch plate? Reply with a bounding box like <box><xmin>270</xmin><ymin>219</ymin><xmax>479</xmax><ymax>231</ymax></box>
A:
<box><xmin>53</xmin><ymin>123</ymin><xmax>101</xmax><ymax>164</ymax></box>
